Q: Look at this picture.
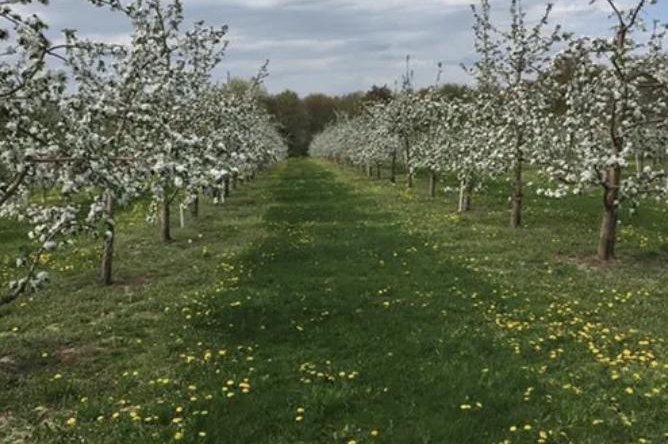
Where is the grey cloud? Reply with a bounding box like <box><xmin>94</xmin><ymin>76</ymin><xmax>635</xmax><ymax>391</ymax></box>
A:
<box><xmin>18</xmin><ymin>0</ymin><xmax>668</xmax><ymax>95</ymax></box>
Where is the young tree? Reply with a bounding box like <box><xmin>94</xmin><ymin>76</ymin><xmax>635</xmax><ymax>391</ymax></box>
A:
<box><xmin>470</xmin><ymin>0</ymin><xmax>565</xmax><ymax>227</ymax></box>
<box><xmin>132</xmin><ymin>0</ymin><xmax>227</xmax><ymax>242</ymax></box>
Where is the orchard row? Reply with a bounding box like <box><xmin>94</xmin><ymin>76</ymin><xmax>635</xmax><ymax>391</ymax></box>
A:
<box><xmin>0</xmin><ymin>0</ymin><xmax>288</xmax><ymax>304</ymax></box>
<box><xmin>312</xmin><ymin>0</ymin><xmax>667</xmax><ymax>261</ymax></box>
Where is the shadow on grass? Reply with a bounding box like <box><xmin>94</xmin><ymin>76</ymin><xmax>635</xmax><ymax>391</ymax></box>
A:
<box><xmin>184</xmin><ymin>160</ymin><xmax>553</xmax><ymax>444</ymax></box>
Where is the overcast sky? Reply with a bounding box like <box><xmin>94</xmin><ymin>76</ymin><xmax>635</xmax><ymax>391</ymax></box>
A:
<box><xmin>19</xmin><ymin>0</ymin><xmax>668</xmax><ymax>96</ymax></box>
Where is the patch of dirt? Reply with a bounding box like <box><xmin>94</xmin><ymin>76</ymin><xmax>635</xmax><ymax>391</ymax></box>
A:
<box><xmin>556</xmin><ymin>254</ymin><xmax>619</xmax><ymax>271</ymax></box>
<box><xmin>0</xmin><ymin>412</ymin><xmax>33</xmax><ymax>444</ymax></box>
<box><xmin>54</xmin><ymin>345</ymin><xmax>101</xmax><ymax>366</ymax></box>
<box><xmin>0</xmin><ymin>412</ymin><xmax>10</xmax><ymax>429</ymax></box>
<box><xmin>557</xmin><ymin>250</ymin><xmax>668</xmax><ymax>273</ymax></box>
<box><xmin>116</xmin><ymin>271</ymin><xmax>160</xmax><ymax>289</ymax></box>
<box><xmin>0</xmin><ymin>356</ymin><xmax>16</xmax><ymax>367</ymax></box>
<box><xmin>0</xmin><ymin>356</ymin><xmax>17</xmax><ymax>375</ymax></box>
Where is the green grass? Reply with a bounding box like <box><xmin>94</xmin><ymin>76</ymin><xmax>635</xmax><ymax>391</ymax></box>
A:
<box><xmin>1</xmin><ymin>158</ymin><xmax>666</xmax><ymax>444</ymax></box>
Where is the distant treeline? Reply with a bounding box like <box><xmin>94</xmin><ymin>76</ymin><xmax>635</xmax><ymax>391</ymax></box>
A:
<box><xmin>255</xmin><ymin>83</ymin><xmax>469</xmax><ymax>157</ymax></box>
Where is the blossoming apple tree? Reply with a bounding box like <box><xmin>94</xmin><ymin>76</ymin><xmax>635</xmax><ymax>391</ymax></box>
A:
<box><xmin>536</xmin><ymin>0</ymin><xmax>667</xmax><ymax>260</ymax></box>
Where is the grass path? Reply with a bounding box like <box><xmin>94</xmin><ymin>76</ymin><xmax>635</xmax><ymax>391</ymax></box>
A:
<box><xmin>187</xmin><ymin>159</ymin><xmax>542</xmax><ymax>443</ymax></box>
<box><xmin>1</xmin><ymin>158</ymin><xmax>666</xmax><ymax>443</ymax></box>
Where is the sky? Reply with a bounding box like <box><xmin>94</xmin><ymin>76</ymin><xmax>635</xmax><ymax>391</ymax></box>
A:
<box><xmin>16</xmin><ymin>0</ymin><xmax>668</xmax><ymax>96</ymax></box>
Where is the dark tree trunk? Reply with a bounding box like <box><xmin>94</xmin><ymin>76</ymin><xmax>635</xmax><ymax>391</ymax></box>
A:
<box><xmin>224</xmin><ymin>176</ymin><xmax>231</xmax><ymax>198</ymax></box>
<box><xmin>160</xmin><ymin>199</ymin><xmax>172</xmax><ymax>243</ymax></box>
<box><xmin>598</xmin><ymin>167</ymin><xmax>621</xmax><ymax>261</ymax></box>
<box><xmin>635</xmin><ymin>153</ymin><xmax>643</xmax><ymax>175</ymax></box>
<box><xmin>510</xmin><ymin>151</ymin><xmax>523</xmax><ymax>228</ymax></box>
<box><xmin>100</xmin><ymin>191</ymin><xmax>115</xmax><ymax>286</ymax></box>
<box><xmin>390</xmin><ymin>150</ymin><xmax>397</xmax><ymax>183</ymax></box>
<box><xmin>404</xmin><ymin>143</ymin><xmax>413</xmax><ymax>189</ymax></box>
<box><xmin>376</xmin><ymin>163</ymin><xmax>382</xmax><ymax>180</ymax></box>
<box><xmin>190</xmin><ymin>195</ymin><xmax>199</xmax><ymax>218</ymax></box>
<box><xmin>428</xmin><ymin>170</ymin><xmax>437</xmax><ymax>198</ymax></box>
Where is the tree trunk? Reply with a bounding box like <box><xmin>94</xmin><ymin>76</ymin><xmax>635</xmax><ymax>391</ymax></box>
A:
<box><xmin>510</xmin><ymin>155</ymin><xmax>523</xmax><ymax>228</ymax></box>
<box><xmin>179</xmin><ymin>205</ymin><xmax>185</xmax><ymax>229</ymax></box>
<box><xmin>404</xmin><ymin>142</ymin><xmax>413</xmax><ymax>189</ymax></box>
<box><xmin>367</xmin><ymin>164</ymin><xmax>373</xmax><ymax>178</ymax></box>
<box><xmin>224</xmin><ymin>176</ymin><xmax>231</xmax><ymax>198</ymax></box>
<box><xmin>464</xmin><ymin>185</ymin><xmax>472</xmax><ymax>212</ymax></box>
<box><xmin>190</xmin><ymin>195</ymin><xmax>199</xmax><ymax>218</ymax></box>
<box><xmin>390</xmin><ymin>150</ymin><xmax>397</xmax><ymax>183</ymax></box>
<box><xmin>160</xmin><ymin>199</ymin><xmax>172</xmax><ymax>242</ymax></box>
<box><xmin>458</xmin><ymin>180</ymin><xmax>472</xmax><ymax>213</ymax></box>
<box><xmin>376</xmin><ymin>163</ymin><xmax>382</xmax><ymax>180</ymax></box>
<box><xmin>598</xmin><ymin>167</ymin><xmax>621</xmax><ymax>261</ymax></box>
<box><xmin>100</xmin><ymin>191</ymin><xmax>115</xmax><ymax>286</ymax></box>
<box><xmin>428</xmin><ymin>170</ymin><xmax>437</xmax><ymax>198</ymax></box>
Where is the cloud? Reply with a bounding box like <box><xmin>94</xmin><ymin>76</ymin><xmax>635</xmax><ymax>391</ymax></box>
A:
<box><xmin>10</xmin><ymin>0</ymin><xmax>668</xmax><ymax>95</ymax></box>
